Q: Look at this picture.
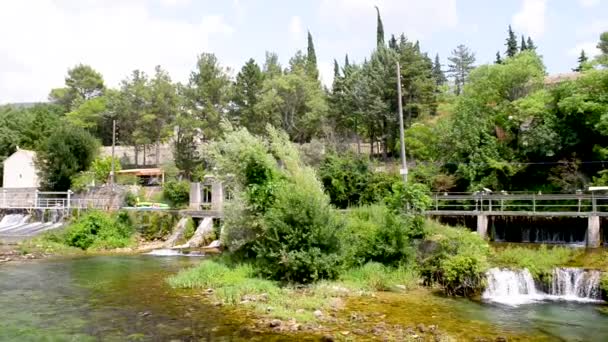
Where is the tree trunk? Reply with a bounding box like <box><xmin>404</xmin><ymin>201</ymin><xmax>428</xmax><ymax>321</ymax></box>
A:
<box><xmin>134</xmin><ymin>146</ymin><xmax>139</xmax><ymax>168</ymax></box>
<box><xmin>143</xmin><ymin>145</ymin><xmax>147</xmax><ymax>166</ymax></box>
<box><xmin>155</xmin><ymin>138</ymin><xmax>161</xmax><ymax>167</ymax></box>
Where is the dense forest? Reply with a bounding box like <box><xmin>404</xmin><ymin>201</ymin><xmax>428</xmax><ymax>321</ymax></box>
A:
<box><xmin>1</xmin><ymin>9</ymin><xmax>608</xmax><ymax>194</ymax></box>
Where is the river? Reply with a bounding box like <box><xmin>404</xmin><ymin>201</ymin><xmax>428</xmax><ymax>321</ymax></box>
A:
<box><xmin>2</xmin><ymin>256</ymin><xmax>608</xmax><ymax>341</ymax></box>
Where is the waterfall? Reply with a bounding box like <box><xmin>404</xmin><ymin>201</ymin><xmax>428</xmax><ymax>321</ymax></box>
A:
<box><xmin>483</xmin><ymin>268</ymin><xmax>603</xmax><ymax>305</ymax></box>
<box><xmin>0</xmin><ymin>213</ymin><xmax>63</xmax><ymax>239</ymax></box>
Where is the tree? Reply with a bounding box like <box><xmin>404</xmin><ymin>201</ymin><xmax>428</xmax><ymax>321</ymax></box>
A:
<box><xmin>36</xmin><ymin>125</ymin><xmax>100</xmax><ymax>191</ymax></box>
<box><xmin>263</xmin><ymin>51</ymin><xmax>282</xmax><ymax>79</ymax></box>
<box><xmin>520</xmin><ymin>35</ymin><xmax>528</xmax><ymax>51</ymax></box>
<box><xmin>146</xmin><ymin>66</ymin><xmax>179</xmax><ymax>165</ymax></box>
<box><xmin>526</xmin><ymin>36</ymin><xmax>537</xmax><ymax>52</ymax></box>
<box><xmin>447</xmin><ymin>44</ymin><xmax>476</xmax><ymax>95</ymax></box>
<box><xmin>597</xmin><ymin>32</ymin><xmax>608</xmax><ymax>66</ymax></box>
<box><xmin>184</xmin><ymin>53</ymin><xmax>231</xmax><ymax>140</ymax></box>
<box><xmin>388</xmin><ymin>34</ymin><xmax>398</xmax><ymax>50</ymax></box>
<box><xmin>232</xmin><ymin>58</ymin><xmax>265</xmax><ymax>134</ymax></box>
<box><xmin>573</xmin><ymin>50</ymin><xmax>589</xmax><ymax>72</ymax></box>
<box><xmin>306</xmin><ymin>31</ymin><xmax>319</xmax><ymax>80</ymax></box>
<box><xmin>375</xmin><ymin>6</ymin><xmax>385</xmax><ymax>47</ymax></box>
<box><xmin>505</xmin><ymin>25</ymin><xmax>518</xmax><ymax>58</ymax></box>
<box><xmin>432</xmin><ymin>54</ymin><xmax>447</xmax><ymax>86</ymax></box>
<box><xmin>255</xmin><ymin>69</ymin><xmax>328</xmax><ymax>142</ymax></box>
<box><xmin>49</xmin><ymin>64</ymin><xmax>105</xmax><ymax>111</ymax></box>
<box><xmin>495</xmin><ymin>51</ymin><xmax>503</xmax><ymax>65</ymax></box>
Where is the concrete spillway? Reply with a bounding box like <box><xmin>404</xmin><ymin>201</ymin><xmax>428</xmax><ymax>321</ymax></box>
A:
<box><xmin>0</xmin><ymin>213</ymin><xmax>63</xmax><ymax>242</ymax></box>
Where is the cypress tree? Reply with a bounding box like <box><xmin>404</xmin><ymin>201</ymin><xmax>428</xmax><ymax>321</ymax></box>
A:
<box><xmin>526</xmin><ymin>36</ymin><xmax>537</xmax><ymax>51</ymax></box>
<box><xmin>495</xmin><ymin>51</ymin><xmax>503</xmax><ymax>64</ymax></box>
<box><xmin>306</xmin><ymin>31</ymin><xmax>319</xmax><ymax>80</ymax></box>
<box><xmin>389</xmin><ymin>34</ymin><xmax>398</xmax><ymax>50</ymax></box>
<box><xmin>506</xmin><ymin>25</ymin><xmax>518</xmax><ymax>57</ymax></box>
<box><xmin>432</xmin><ymin>54</ymin><xmax>447</xmax><ymax>86</ymax></box>
<box><xmin>333</xmin><ymin>59</ymin><xmax>340</xmax><ymax>78</ymax></box>
<box><xmin>344</xmin><ymin>54</ymin><xmax>350</xmax><ymax>69</ymax></box>
<box><xmin>572</xmin><ymin>50</ymin><xmax>588</xmax><ymax>72</ymax></box>
<box><xmin>520</xmin><ymin>35</ymin><xmax>527</xmax><ymax>51</ymax></box>
<box><xmin>375</xmin><ymin>6</ymin><xmax>385</xmax><ymax>47</ymax></box>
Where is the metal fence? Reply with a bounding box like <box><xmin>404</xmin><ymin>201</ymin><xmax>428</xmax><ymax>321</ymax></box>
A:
<box><xmin>429</xmin><ymin>192</ymin><xmax>608</xmax><ymax>214</ymax></box>
<box><xmin>0</xmin><ymin>189</ymin><xmax>114</xmax><ymax>210</ymax></box>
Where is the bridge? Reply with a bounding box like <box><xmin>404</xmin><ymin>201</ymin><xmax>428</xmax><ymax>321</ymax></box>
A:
<box><xmin>426</xmin><ymin>192</ymin><xmax>608</xmax><ymax>247</ymax></box>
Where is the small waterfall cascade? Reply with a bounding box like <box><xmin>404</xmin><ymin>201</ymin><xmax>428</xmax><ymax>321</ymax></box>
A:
<box><xmin>483</xmin><ymin>268</ymin><xmax>603</xmax><ymax>305</ymax></box>
<box><xmin>163</xmin><ymin>218</ymin><xmax>189</xmax><ymax>248</ymax></box>
<box><xmin>0</xmin><ymin>212</ymin><xmax>63</xmax><ymax>241</ymax></box>
<box><xmin>180</xmin><ymin>217</ymin><xmax>213</xmax><ymax>248</ymax></box>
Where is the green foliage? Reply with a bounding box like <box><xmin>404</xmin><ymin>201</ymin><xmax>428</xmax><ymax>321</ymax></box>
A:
<box><xmin>62</xmin><ymin>211</ymin><xmax>134</xmax><ymax>250</ymax></box>
<box><xmin>447</xmin><ymin>44</ymin><xmax>476</xmax><ymax>95</ymax></box>
<box><xmin>386</xmin><ymin>182</ymin><xmax>432</xmax><ymax>214</ymax></box>
<box><xmin>162</xmin><ymin>180</ymin><xmax>190</xmax><ymax>208</ymax></box>
<box><xmin>318</xmin><ymin>152</ymin><xmax>398</xmax><ymax>208</ymax></box>
<box><xmin>132</xmin><ymin>211</ymin><xmax>178</xmax><ymax>241</ymax></box>
<box><xmin>418</xmin><ymin>221</ymin><xmax>490</xmax><ymax>296</ymax></box>
<box><xmin>491</xmin><ymin>245</ymin><xmax>577</xmax><ymax>280</ymax></box>
<box><xmin>36</xmin><ymin>125</ymin><xmax>100</xmax><ymax>191</ymax></box>
<box><xmin>340</xmin><ymin>205</ymin><xmax>418</xmax><ymax>268</ymax></box>
<box><xmin>182</xmin><ymin>218</ymin><xmax>196</xmax><ymax>241</ymax></box>
<box><xmin>340</xmin><ymin>262</ymin><xmax>418</xmax><ymax>291</ymax></box>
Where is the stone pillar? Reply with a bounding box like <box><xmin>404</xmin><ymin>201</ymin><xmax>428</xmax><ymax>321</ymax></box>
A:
<box><xmin>189</xmin><ymin>182</ymin><xmax>201</xmax><ymax>210</ymax></box>
<box><xmin>477</xmin><ymin>215</ymin><xmax>489</xmax><ymax>239</ymax></box>
<box><xmin>211</xmin><ymin>181</ymin><xmax>224</xmax><ymax>211</ymax></box>
<box><xmin>587</xmin><ymin>215</ymin><xmax>601</xmax><ymax>248</ymax></box>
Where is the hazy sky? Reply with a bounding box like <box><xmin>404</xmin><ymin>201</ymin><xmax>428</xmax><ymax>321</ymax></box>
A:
<box><xmin>1</xmin><ymin>0</ymin><xmax>606</xmax><ymax>103</ymax></box>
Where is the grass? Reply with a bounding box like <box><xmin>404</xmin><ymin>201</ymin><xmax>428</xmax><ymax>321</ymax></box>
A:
<box><xmin>18</xmin><ymin>233</ymin><xmax>83</xmax><ymax>256</ymax></box>
<box><xmin>168</xmin><ymin>260</ymin><xmax>419</xmax><ymax>323</ymax></box>
<box><xmin>491</xmin><ymin>245</ymin><xmax>579</xmax><ymax>279</ymax></box>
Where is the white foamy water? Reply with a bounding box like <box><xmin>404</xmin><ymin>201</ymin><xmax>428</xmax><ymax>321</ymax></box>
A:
<box><xmin>483</xmin><ymin>268</ymin><xmax>603</xmax><ymax>306</ymax></box>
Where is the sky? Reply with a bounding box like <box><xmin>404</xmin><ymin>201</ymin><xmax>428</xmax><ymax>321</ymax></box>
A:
<box><xmin>0</xmin><ymin>0</ymin><xmax>607</xmax><ymax>104</ymax></box>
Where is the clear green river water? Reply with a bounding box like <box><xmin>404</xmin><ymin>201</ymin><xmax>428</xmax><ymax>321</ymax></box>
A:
<box><xmin>2</xmin><ymin>255</ymin><xmax>608</xmax><ymax>341</ymax></box>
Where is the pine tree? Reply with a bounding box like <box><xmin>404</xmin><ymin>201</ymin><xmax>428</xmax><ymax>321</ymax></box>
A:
<box><xmin>520</xmin><ymin>35</ymin><xmax>527</xmax><ymax>51</ymax></box>
<box><xmin>306</xmin><ymin>31</ymin><xmax>319</xmax><ymax>80</ymax></box>
<box><xmin>598</xmin><ymin>32</ymin><xmax>608</xmax><ymax>66</ymax></box>
<box><xmin>375</xmin><ymin>6</ymin><xmax>385</xmax><ymax>47</ymax></box>
<box><xmin>432</xmin><ymin>54</ymin><xmax>447</xmax><ymax>86</ymax></box>
<box><xmin>495</xmin><ymin>51</ymin><xmax>503</xmax><ymax>64</ymax></box>
<box><xmin>572</xmin><ymin>50</ymin><xmax>589</xmax><ymax>72</ymax></box>
<box><xmin>526</xmin><ymin>36</ymin><xmax>537</xmax><ymax>52</ymax></box>
<box><xmin>344</xmin><ymin>54</ymin><xmax>350</xmax><ymax>69</ymax></box>
<box><xmin>506</xmin><ymin>25</ymin><xmax>518</xmax><ymax>57</ymax></box>
<box><xmin>447</xmin><ymin>44</ymin><xmax>476</xmax><ymax>95</ymax></box>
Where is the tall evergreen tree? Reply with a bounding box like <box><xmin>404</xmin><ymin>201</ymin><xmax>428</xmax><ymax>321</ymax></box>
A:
<box><xmin>375</xmin><ymin>6</ymin><xmax>385</xmax><ymax>47</ymax></box>
<box><xmin>506</xmin><ymin>25</ymin><xmax>518</xmax><ymax>57</ymax></box>
<box><xmin>306</xmin><ymin>31</ymin><xmax>319</xmax><ymax>80</ymax></box>
<box><xmin>597</xmin><ymin>32</ymin><xmax>608</xmax><ymax>66</ymax></box>
<box><xmin>233</xmin><ymin>59</ymin><xmax>265</xmax><ymax>134</ymax></box>
<box><xmin>389</xmin><ymin>34</ymin><xmax>398</xmax><ymax>50</ymax></box>
<box><xmin>526</xmin><ymin>37</ymin><xmax>537</xmax><ymax>51</ymax></box>
<box><xmin>520</xmin><ymin>35</ymin><xmax>528</xmax><ymax>51</ymax></box>
<box><xmin>447</xmin><ymin>44</ymin><xmax>476</xmax><ymax>95</ymax></box>
<box><xmin>572</xmin><ymin>50</ymin><xmax>589</xmax><ymax>72</ymax></box>
<box><xmin>344</xmin><ymin>54</ymin><xmax>350</xmax><ymax>69</ymax></box>
<box><xmin>495</xmin><ymin>51</ymin><xmax>503</xmax><ymax>64</ymax></box>
<box><xmin>432</xmin><ymin>54</ymin><xmax>447</xmax><ymax>86</ymax></box>
<box><xmin>333</xmin><ymin>59</ymin><xmax>340</xmax><ymax>78</ymax></box>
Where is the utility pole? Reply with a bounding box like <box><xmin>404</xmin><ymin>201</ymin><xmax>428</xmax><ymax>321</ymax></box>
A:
<box><xmin>396</xmin><ymin>62</ymin><xmax>408</xmax><ymax>184</ymax></box>
<box><xmin>110</xmin><ymin>119</ymin><xmax>116</xmax><ymax>189</ymax></box>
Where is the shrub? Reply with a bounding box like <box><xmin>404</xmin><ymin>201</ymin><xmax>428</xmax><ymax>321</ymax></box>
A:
<box><xmin>418</xmin><ymin>221</ymin><xmax>490</xmax><ymax>296</ymax></box>
<box><xmin>162</xmin><ymin>180</ymin><xmax>190</xmax><ymax>208</ymax></box>
<box><xmin>63</xmin><ymin>211</ymin><xmax>134</xmax><ymax>250</ymax></box>
<box><xmin>341</xmin><ymin>204</ymin><xmax>416</xmax><ymax>268</ymax></box>
<box><xmin>253</xmin><ymin>180</ymin><xmax>344</xmax><ymax>283</ymax></box>
<box><xmin>133</xmin><ymin>212</ymin><xmax>178</xmax><ymax>241</ymax></box>
<box><xmin>124</xmin><ymin>191</ymin><xmax>137</xmax><ymax>207</ymax></box>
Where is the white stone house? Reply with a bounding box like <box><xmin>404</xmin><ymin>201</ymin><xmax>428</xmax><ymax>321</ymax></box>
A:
<box><xmin>2</xmin><ymin>148</ymin><xmax>39</xmax><ymax>189</ymax></box>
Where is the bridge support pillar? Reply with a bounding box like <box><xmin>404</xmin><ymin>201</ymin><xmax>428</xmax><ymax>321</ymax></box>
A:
<box><xmin>189</xmin><ymin>183</ymin><xmax>202</xmax><ymax>210</ymax></box>
<box><xmin>477</xmin><ymin>215</ymin><xmax>489</xmax><ymax>239</ymax></box>
<box><xmin>587</xmin><ymin>215</ymin><xmax>601</xmax><ymax>248</ymax></box>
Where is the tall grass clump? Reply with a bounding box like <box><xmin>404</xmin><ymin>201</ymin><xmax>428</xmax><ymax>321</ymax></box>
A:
<box><xmin>492</xmin><ymin>245</ymin><xmax>578</xmax><ymax>280</ymax></box>
<box><xmin>340</xmin><ymin>262</ymin><xmax>418</xmax><ymax>291</ymax></box>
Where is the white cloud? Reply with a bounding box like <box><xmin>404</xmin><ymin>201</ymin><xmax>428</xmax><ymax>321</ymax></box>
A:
<box><xmin>318</xmin><ymin>0</ymin><xmax>458</xmax><ymax>39</ymax></box>
<box><xmin>318</xmin><ymin>60</ymin><xmax>334</xmax><ymax>88</ymax></box>
<box><xmin>578</xmin><ymin>0</ymin><xmax>601</xmax><ymax>8</ymax></box>
<box><xmin>568</xmin><ymin>41</ymin><xmax>601</xmax><ymax>57</ymax></box>
<box><xmin>0</xmin><ymin>1</ymin><xmax>234</xmax><ymax>103</ymax></box>
<box><xmin>159</xmin><ymin>0</ymin><xmax>191</xmax><ymax>7</ymax></box>
<box><xmin>289</xmin><ymin>16</ymin><xmax>304</xmax><ymax>40</ymax></box>
<box><xmin>513</xmin><ymin>0</ymin><xmax>548</xmax><ymax>38</ymax></box>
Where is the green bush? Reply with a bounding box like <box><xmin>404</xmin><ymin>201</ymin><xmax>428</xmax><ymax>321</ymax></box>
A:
<box><xmin>341</xmin><ymin>204</ymin><xmax>417</xmax><ymax>268</ymax></box>
<box><xmin>162</xmin><ymin>180</ymin><xmax>190</xmax><ymax>208</ymax></box>
<box><xmin>124</xmin><ymin>191</ymin><xmax>137</xmax><ymax>207</ymax></box>
<box><xmin>253</xmin><ymin>180</ymin><xmax>344</xmax><ymax>283</ymax></box>
<box><xmin>418</xmin><ymin>221</ymin><xmax>490</xmax><ymax>296</ymax></box>
<box><xmin>63</xmin><ymin>211</ymin><xmax>134</xmax><ymax>250</ymax></box>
